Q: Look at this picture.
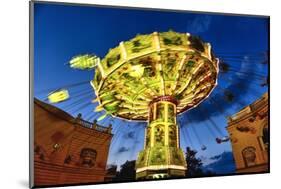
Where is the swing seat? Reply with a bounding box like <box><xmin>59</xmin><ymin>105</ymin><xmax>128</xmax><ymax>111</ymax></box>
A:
<box><xmin>201</xmin><ymin>145</ymin><xmax>207</xmax><ymax>151</ymax></box>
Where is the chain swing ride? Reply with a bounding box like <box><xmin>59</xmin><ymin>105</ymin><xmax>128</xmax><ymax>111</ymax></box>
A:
<box><xmin>39</xmin><ymin>30</ymin><xmax>268</xmax><ymax>179</ymax></box>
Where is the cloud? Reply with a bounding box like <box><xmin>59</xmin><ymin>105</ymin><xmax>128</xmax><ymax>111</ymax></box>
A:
<box><xmin>116</xmin><ymin>146</ymin><xmax>130</xmax><ymax>154</ymax></box>
<box><xmin>203</xmin><ymin>151</ymin><xmax>236</xmax><ymax>174</ymax></box>
<box><xmin>187</xmin><ymin>15</ymin><xmax>212</xmax><ymax>34</ymax></box>
<box><xmin>122</xmin><ymin>123</ymin><xmax>144</xmax><ymax>144</ymax></box>
<box><xmin>123</xmin><ymin>131</ymin><xmax>135</xmax><ymax>140</ymax></box>
<box><xmin>209</xmin><ymin>154</ymin><xmax>222</xmax><ymax>160</ymax></box>
<box><xmin>199</xmin><ymin>155</ymin><xmax>209</xmax><ymax>164</ymax></box>
<box><xmin>133</xmin><ymin>140</ymin><xmax>141</xmax><ymax>144</ymax></box>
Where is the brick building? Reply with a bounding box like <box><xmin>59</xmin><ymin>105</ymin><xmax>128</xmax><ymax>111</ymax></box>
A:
<box><xmin>32</xmin><ymin>98</ymin><xmax>113</xmax><ymax>187</ymax></box>
<box><xmin>227</xmin><ymin>93</ymin><xmax>269</xmax><ymax>173</ymax></box>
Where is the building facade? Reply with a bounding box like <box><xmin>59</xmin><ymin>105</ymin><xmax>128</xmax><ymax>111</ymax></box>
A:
<box><xmin>33</xmin><ymin>98</ymin><xmax>113</xmax><ymax>186</ymax></box>
<box><xmin>227</xmin><ymin>93</ymin><xmax>269</xmax><ymax>173</ymax></box>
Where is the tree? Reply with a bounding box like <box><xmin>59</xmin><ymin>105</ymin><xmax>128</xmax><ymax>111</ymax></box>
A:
<box><xmin>185</xmin><ymin>147</ymin><xmax>204</xmax><ymax>177</ymax></box>
<box><xmin>114</xmin><ymin>160</ymin><xmax>136</xmax><ymax>181</ymax></box>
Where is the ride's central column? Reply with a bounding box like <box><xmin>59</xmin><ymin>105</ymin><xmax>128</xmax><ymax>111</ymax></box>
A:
<box><xmin>136</xmin><ymin>96</ymin><xmax>186</xmax><ymax>180</ymax></box>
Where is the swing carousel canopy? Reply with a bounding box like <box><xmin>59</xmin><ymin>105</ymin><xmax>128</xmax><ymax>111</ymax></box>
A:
<box><xmin>91</xmin><ymin>31</ymin><xmax>219</xmax><ymax>121</ymax></box>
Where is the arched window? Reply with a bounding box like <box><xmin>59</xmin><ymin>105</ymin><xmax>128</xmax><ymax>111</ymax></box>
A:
<box><xmin>80</xmin><ymin>148</ymin><xmax>97</xmax><ymax>168</ymax></box>
<box><xmin>154</xmin><ymin>125</ymin><xmax>165</xmax><ymax>146</ymax></box>
<box><xmin>167</xmin><ymin>104</ymin><xmax>175</xmax><ymax>123</ymax></box>
<box><xmin>156</xmin><ymin>103</ymin><xmax>165</xmax><ymax>122</ymax></box>
<box><xmin>242</xmin><ymin>147</ymin><xmax>256</xmax><ymax>167</ymax></box>
<box><xmin>169</xmin><ymin>125</ymin><xmax>177</xmax><ymax>147</ymax></box>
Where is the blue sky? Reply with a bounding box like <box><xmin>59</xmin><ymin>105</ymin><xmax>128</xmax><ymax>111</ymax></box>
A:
<box><xmin>34</xmin><ymin>2</ymin><xmax>269</xmax><ymax>171</ymax></box>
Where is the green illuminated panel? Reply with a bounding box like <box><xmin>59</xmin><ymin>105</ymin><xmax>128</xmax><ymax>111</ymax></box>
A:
<box><xmin>92</xmin><ymin>31</ymin><xmax>218</xmax><ymax>121</ymax></box>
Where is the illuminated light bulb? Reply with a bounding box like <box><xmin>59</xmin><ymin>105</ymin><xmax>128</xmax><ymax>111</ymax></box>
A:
<box><xmin>129</xmin><ymin>65</ymin><xmax>144</xmax><ymax>78</ymax></box>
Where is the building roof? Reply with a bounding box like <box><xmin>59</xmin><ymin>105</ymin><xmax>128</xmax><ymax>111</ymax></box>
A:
<box><xmin>35</xmin><ymin>98</ymin><xmax>74</xmax><ymax>122</ymax></box>
<box><xmin>227</xmin><ymin>92</ymin><xmax>268</xmax><ymax>124</ymax></box>
<box><xmin>34</xmin><ymin>98</ymin><xmax>111</xmax><ymax>134</ymax></box>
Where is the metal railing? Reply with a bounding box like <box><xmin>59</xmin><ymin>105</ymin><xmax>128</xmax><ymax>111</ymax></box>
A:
<box><xmin>75</xmin><ymin>114</ymin><xmax>112</xmax><ymax>133</ymax></box>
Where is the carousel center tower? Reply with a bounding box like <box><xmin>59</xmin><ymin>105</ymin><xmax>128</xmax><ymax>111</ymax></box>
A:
<box><xmin>91</xmin><ymin>31</ymin><xmax>219</xmax><ymax>179</ymax></box>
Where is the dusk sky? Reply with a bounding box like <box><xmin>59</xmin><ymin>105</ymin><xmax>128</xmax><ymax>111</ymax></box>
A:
<box><xmin>34</xmin><ymin>2</ymin><xmax>268</xmax><ymax>171</ymax></box>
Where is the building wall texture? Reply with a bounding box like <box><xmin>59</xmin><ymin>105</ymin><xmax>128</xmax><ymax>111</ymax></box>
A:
<box><xmin>227</xmin><ymin>93</ymin><xmax>269</xmax><ymax>173</ymax></box>
<box><xmin>33</xmin><ymin>99</ymin><xmax>113</xmax><ymax>186</ymax></box>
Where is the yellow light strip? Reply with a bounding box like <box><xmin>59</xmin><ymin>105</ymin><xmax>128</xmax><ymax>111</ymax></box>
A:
<box><xmin>119</xmin><ymin>41</ymin><xmax>127</xmax><ymax>60</ymax></box>
<box><xmin>176</xmin><ymin>124</ymin><xmax>179</xmax><ymax>148</ymax></box>
<box><xmin>96</xmin><ymin>58</ymin><xmax>105</xmax><ymax>78</ymax></box>
<box><xmin>177</xmin><ymin>80</ymin><xmax>218</xmax><ymax>116</ymax></box>
<box><xmin>186</xmin><ymin>33</ymin><xmax>191</xmax><ymax>45</ymax></box>
<box><xmin>153</xmin><ymin>32</ymin><xmax>161</xmax><ymax>51</ymax></box>
<box><xmin>201</xmin><ymin>43</ymin><xmax>212</xmax><ymax>61</ymax></box>
<box><xmin>136</xmin><ymin>165</ymin><xmax>186</xmax><ymax>173</ymax></box>
<box><xmin>172</xmin><ymin>54</ymin><xmax>187</xmax><ymax>92</ymax></box>
<box><xmin>90</xmin><ymin>80</ymin><xmax>102</xmax><ymax>106</ymax></box>
<box><xmin>164</xmin><ymin>103</ymin><xmax>169</xmax><ymax>146</ymax></box>
<box><xmin>177</xmin><ymin>61</ymin><xmax>204</xmax><ymax>95</ymax></box>
<box><xmin>205</xmin><ymin>43</ymin><xmax>212</xmax><ymax>58</ymax></box>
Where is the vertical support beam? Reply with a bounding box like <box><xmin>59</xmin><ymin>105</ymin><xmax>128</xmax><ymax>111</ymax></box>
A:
<box><xmin>164</xmin><ymin>102</ymin><xmax>169</xmax><ymax>146</ymax></box>
<box><xmin>144</xmin><ymin>127</ymin><xmax>147</xmax><ymax>147</ymax></box>
<box><xmin>176</xmin><ymin>124</ymin><xmax>180</xmax><ymax>148</ymax></box>
<box><xmin>151</xmin><ymin>125</ymin><xmax>154</xmax><ymax>148</ymax></box>
<box><xmin>136</xmin><ymin>96</ymin><xmax>186</xmax><ymax>179</ymax></box>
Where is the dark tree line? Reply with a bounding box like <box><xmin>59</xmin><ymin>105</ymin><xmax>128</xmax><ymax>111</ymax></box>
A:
<box><xmin>114</xmin><ymin>160</ymin><xmax>136</xmax><ymax>181</ymax></box>
<box><xmin>185</xmin><ymin>147</ymin><xmax>215</xmax><ymax>177</ymax></box>
<box><xmin>113</xmin><ymin>147</ymin><xmax>215</xmax><ymax>181</ymax></box>
<box><xmin>185</xmin><ymin>147</ymin><xmax>204</xmax><ymax>176</ymax></box>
